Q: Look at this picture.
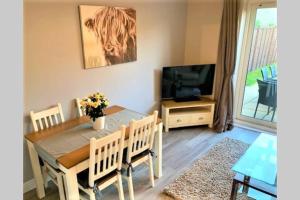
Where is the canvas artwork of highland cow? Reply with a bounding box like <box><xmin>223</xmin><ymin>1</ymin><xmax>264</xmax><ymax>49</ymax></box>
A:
<box><xmin>79</xmin><ymin>5</ymin><xmax>137</xmax><ymax>68</ymax></box>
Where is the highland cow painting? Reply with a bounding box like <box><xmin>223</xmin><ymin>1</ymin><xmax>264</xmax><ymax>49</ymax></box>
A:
<box><xmin>79</xmin><ymin>5</ymin><xmax>137</xmax><ymax>68</ymax></box>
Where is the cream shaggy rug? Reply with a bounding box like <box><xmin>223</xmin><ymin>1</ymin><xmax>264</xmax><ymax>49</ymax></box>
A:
<box><xmin>163</xmin><ymin>137</ymin><xmax>254</xmax><ymax>200</ymax></box>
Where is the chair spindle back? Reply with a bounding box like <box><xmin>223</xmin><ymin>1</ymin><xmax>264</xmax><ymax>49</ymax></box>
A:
<box><xmin>30</xmin><ymin>103</ymin><xmax>65</xmax><ymax>132</ymax></box>
<box><xmin>88</xmin><ymin>126</ymin><xmax>126</xmax><ymax>187</ymax></box>
<box><xmin>126</xmin><ymin>111</ymin><xmax>158</xmax><ymax>163</ymax></box>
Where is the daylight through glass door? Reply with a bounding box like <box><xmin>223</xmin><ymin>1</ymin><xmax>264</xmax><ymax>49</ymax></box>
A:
<box><xmin>240</xmin><ymin>7</ymin><xmax>277</xmax><ymax>123</ymax></box>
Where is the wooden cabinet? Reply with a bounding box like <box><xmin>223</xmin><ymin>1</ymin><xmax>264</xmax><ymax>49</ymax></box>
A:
<box><xmin>161</xmin><ymin>98</ymin><xmax>215</xmax><ymax>132</ymax></box>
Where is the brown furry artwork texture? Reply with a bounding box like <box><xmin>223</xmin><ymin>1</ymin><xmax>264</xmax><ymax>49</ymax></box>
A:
<box><xmin>84</xmin><ymin>6</ymin><xmax>137</xmax><ymax>66</ymax></box>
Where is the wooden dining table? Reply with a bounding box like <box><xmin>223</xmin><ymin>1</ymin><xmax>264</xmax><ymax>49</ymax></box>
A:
<box><xmin>25</xmin><ymin>105</ymin><xmax>163</xmax><ymax>200</ymax></box>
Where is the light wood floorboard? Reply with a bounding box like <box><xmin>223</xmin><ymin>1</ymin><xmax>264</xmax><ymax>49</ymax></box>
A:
<box><xmin>24</xmin><ymin>126</ymin><xmax>261</xmax><ymax>200</ymax></box>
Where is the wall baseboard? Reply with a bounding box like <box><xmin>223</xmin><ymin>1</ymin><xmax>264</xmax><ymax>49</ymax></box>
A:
<box><xmin>234</xmin><ymin>119</ymin><xmax>276</xmax><ymax>134</ymax></box>
<box><xmin>23</xmin><ymin>179</ymin><xmax>36</xmax><ymax>194</ymax></box>
<box><xmin>24</xmin><ymin>177</ymin><xmax>52</xmax><ymax>194</ymax></box>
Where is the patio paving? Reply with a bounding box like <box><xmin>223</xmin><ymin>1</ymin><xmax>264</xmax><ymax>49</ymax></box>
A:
<box><xmin>241</xmin><ymin>83</ymin><xmax>277</xmax><ymax>123</ymax></box>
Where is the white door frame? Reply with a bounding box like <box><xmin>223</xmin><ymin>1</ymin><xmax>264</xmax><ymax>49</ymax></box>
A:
<box><xmin>233</xmin><ymin>1</ymin><xmax>277</xmax><ymax>132</ymax></box>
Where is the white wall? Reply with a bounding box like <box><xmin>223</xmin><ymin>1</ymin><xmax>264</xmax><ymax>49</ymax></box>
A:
<box><xmin>183</xmin><ymin>0</ymin><xmax>223</xmax><ymax>99</ymax></box>
<box><xmin>184</xmin><ymin>0</ymin><xmax>223</xmax><ymax>65</ymax></box>
<box><xmin>24</xmin><ymin>0</ymin><xmax>187</xmax><ymax>182</ymax></box>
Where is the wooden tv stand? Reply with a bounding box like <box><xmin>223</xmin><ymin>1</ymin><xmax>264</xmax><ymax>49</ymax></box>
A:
<box><xmin>161</xmin><ymin>98</ymin><xmax>215</xmax><ymax>132</ymax></box>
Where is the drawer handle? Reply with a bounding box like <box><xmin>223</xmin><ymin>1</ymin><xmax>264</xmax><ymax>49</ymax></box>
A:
<box><xmin>198</xmin><ymin>117</ymin><xmax>204</xmax><ymax>120</ymax></box>
<box><xmin>177</xmin><ymin>119</ymin><xmax>182</xmax><ymax>122</ymax></box>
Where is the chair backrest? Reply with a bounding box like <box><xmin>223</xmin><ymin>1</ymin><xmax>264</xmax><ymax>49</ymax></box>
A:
<box><xmin>261</xmin><ymin>67</ymin><xmax>269</xmax><ymax>81</ymax></box>
<box><xmin>88</xmin><ymin>126</ymin><xmax>125</xmax><ymax>187</ymax></box>
<box><xmin>126</xmin><ymin>111</ymin><xmax>158</xmax><ymax>163</ymax></box>
<box><xmin>270</xmin><ymin>64</ymin><xmax>277</xmax><ymax>78</ymax></box>
<box><xmin>75</xmin><ymin>98</ymin><xmax>84</xmax><ymax>117</ymax></box>
<box><xmin>30</xmin><ymin>103</ymin><xmax>65</xmax><ymax>132</ymax></box>
<box><xmin>257</xmin><ymin>79</ymin><xmax>277</xmax><ymax>107</ymax></box>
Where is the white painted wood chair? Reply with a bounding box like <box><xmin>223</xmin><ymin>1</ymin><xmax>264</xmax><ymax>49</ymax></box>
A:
<box><xmin>75</xmin><ymin>97</ymin><xmax>84</xmax><ymax>117</ymax></box>
<box><xmin>77</xmin><ymin>126</ymin><xmax>126</xmax><ymax>200</ymax></box>
<box><xmin>30</xmin><ymin>103</ymin><xmax>66</xmax><ymax>200</ymax></box>
<box><xmin>123</xmin><ymin>111</ymin><xmax>158</xmax><ymax>200</ymax></box>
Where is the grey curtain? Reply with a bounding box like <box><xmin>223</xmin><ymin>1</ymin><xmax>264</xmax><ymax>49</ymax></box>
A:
<box><xmin>213</xmin><ymin>0</ymin><xmax>239</xmax><ymax>133</ymax></box>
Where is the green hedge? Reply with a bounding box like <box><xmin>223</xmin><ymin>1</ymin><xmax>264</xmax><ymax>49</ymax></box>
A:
<box><xmin>245</xmin><ymin>64</ymin><xmax>276</xmax><ymax>86</ymax></box>
<box><xmin>246</xmin><ymin>68</ymin><xmax>263</xmax><ymax>86</ymax></box>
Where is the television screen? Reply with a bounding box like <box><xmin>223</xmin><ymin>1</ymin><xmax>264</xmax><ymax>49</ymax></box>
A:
<box><xmin>161</xmin><ymin>64</ymin><xmax>215</xmax><ymax>100</ymax></box>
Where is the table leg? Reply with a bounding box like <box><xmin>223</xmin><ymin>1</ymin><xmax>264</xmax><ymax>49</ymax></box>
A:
<box><xmin>242</xmin><ymin>175</ymin><xmax>251</xmax><ymax>194</ymax></box>
<box><xmin>230</xmin><ymin>179</ymin><xmax>239</xmax><ymax>200</ymax></box>
<box><xmin>26</xmin><ymin>140</ymin><xmax>45</xmax><ymax>199</ymax></box>
<box><xmin>154</xmin><ymin>122</ymin><xmax>163</xmax><ymax>178</ymax></box>
<box><xmin>64</xmin><ymin>167</ymin><xmax>80</xmax><ymax>200</ymax></box>
<box><xmin>62</xmin><ymin>173</ymin><xmax>69</xmax><ymax>200</ymax></box>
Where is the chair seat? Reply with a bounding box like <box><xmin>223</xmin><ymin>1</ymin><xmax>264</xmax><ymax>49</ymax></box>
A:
<box><xmin>122</xmin><ymin>148</ymin><xmax>150</xmax><ymax>164</ymax></box>
<box><xmin>77</xmin><ymin>169</ymin><xmax>118</xmax><ymax>189</ymax></box>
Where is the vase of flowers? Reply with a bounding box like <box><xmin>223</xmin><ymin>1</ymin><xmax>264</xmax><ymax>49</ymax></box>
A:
<box><xmin>80</xmin><ymin>92</ymin><xmax>109</xmax><ymax>131</ymax></box>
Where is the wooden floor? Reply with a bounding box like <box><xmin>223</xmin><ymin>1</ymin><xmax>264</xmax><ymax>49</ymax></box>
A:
<box><xmin>24</xmin><ymin>126</ymin><xmax>262</xmax><ymax>200</ymax></box>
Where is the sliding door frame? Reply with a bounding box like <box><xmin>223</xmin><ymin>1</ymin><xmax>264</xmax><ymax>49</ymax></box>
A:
<box><xmin>233</xmin><ymin>1</ymin><xmax>277</xmax><ymax>133</ymax></box>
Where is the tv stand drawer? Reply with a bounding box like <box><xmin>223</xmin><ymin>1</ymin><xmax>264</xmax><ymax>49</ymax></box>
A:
<box><xmin>168</xmin><ymin>113</ymin><xmax>210</xmax><ymax>128</ymax></box>
<box><xmin>191</xmin><ymin>113</ymin><xmax>210</xmax><ymax>124</ymax></box>
<box><xmin>169</xmin><ymin>115</ymin><xmax>190</xmax><ymax>127</ymax></box>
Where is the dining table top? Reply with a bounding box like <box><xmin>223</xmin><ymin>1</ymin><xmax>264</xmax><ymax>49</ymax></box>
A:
<box><xmin>25</xmin><ymin>105</ymin><xmax>162</xmax><ymax>169</ymax></box>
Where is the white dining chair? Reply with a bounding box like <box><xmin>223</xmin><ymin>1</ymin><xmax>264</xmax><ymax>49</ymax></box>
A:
<box><xmin>30</xmin><ymin>103</ymin><xmax>66</xmax><ymax>200</ymax></box>
<box><xmin>75</xmin><ymin>97</ymin><xmax>84</xmax><ymax>117</ymax></box>
<box><xmin>122</xmin><ymin>110</ymin><xmax>158</xmax><ymax>200</ymax></box>
<box><xmin>77</xmin><ymin>126</ymin><xmax>126</xmax><ymax>200</ymax></box>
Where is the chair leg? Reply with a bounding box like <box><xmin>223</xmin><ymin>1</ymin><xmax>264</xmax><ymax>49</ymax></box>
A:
<box><xmin>148</xmin><ymin>155</ymin><xmax>155</xmax><ymax>187</ymax></box>
<box><xmin>57</xmin><ymin>174</ymin><xmax>66</xmax><ymax>200</ymax></box>
<box><xmin>127</xmin><ymin>170</ymin><xmax>135</xmax><ymax>200</ymax></box>
<box><xmin>267</xmin><ymin>106</ymin><xmax>270</xmax><ymax>115</ymax></box>
<box><xmin>254</xmin><ymin>102</ymin><xmax>259</xmax><ymax>118</ymax></box>
<box><xmin>116</xmin><ymin>174</ymin><xmax>125</xmax><ymax>200</ymax></box>
<box><xmin>42</xmin><ymin>165</ymin><xmax>49</xmax><ymax>188</ymax></box>
<box><xmin>90</xmin><ymin>193</ymin><xmax>96</xmax><ymax>200</ymax></box>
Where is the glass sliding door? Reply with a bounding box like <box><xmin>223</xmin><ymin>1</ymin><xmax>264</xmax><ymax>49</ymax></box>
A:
<box><xmin>235</xmin><ymin>3</ymin><xmax>277</xmax><ymax>131</ymax></box>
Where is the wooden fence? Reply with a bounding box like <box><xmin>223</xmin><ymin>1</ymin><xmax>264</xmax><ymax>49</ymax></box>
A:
<box><xmin>247</xmin><ymin>27</ymin><xmax>277</xmax><ymax>72</ymax></box>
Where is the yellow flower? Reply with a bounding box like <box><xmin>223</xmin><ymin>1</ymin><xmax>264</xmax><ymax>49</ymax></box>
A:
<box><xmin>81</xmin><ymin>92</ymin><xmax>108</xmax><ymax>110</ymax></box>
<box><xmin>92</xmin><ymin>102</ymin><xmax>99</xmax><ymax>108</ymax></box>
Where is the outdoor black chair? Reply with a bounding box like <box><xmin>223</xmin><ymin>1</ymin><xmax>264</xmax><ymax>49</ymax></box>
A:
<box><xmin>254</xmin><ymin>79</ymin><xmax>277</xmax><ymax>122</ymax></box>
<box><xmin>270</xmin><ymin>64</ymin><xmax>277</xmax><ymax>78</ymax></box>
<box><xmin>261</xmin><ymin>66</ymin><xmax>270</xmax><ymax>81</ymax></box>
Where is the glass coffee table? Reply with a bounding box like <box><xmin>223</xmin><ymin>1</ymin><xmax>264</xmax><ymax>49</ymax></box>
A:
<box><xmin>230</xmin><ymin>133</ymin><xmax>277</xmax><ymax>200</ymax></box>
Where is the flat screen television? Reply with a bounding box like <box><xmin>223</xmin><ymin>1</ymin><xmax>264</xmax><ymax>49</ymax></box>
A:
<box><xmin>161</xmin><ymin>64</ymin><xmax>215</xmax><ymax>101</ymax></box>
